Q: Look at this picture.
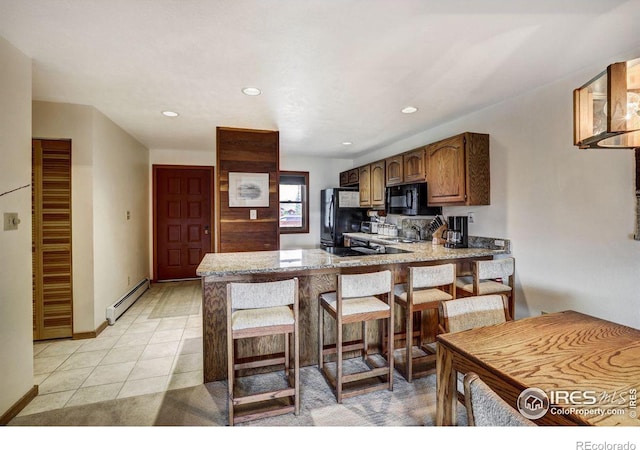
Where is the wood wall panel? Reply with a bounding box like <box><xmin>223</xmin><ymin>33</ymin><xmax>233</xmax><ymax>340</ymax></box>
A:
<box><xmin>216</xmin><ymin>127</ymin><xmax>280</xmax><ymax>252</ymax></box>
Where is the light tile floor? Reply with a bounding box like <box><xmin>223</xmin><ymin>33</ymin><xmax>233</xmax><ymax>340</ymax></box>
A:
<box><xmin>19</xmin><ymin>280</ymin><xmax>203</xmax><ymax>417</ymax></box>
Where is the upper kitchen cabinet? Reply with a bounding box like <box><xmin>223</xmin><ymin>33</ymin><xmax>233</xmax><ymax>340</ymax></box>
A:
<box><xmin>339</xmin><ymin>168</ymin><xmax>359</xmax><ymax>187</ymax></box>
<box><xmin>359</xmin><ymin>160</ymin><xmax>385</xmax><ymax>208</ymax></box>
<box><xmin>359</xmin><ymin>164</ymin><xmax>371</xmax><ymax>206</ymax></box>
<box><xmin>386</xmin><ymin>148</ymin><xmax>425</xmax><ymax>186</ymax></box>
<box><xmin>403</xmin><ymin>147</ymin><xmax>426</xmax><ymax>183</ymax></box>
<box><xmin>385</xmin><ymin>155</ymin><xmax>404</xmax><ymax>186</ymax></box>
<box><xmin>426</xmin><ymin>132</ymin><xmax>490</xmax><ymax>206</ymax></box>
<box><xmin>370</xmin><ymin>160</ymin><xmax>385</xmax><ymax>207</ymax></box>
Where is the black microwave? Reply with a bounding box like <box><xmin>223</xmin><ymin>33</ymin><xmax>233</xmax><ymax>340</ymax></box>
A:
<box><xmin>385</xmin><ymin>183</ymin><xmax>442</xmax><ymax>216</ymax></box>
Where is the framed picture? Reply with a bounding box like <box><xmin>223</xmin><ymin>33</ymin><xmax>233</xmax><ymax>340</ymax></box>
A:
<box><xmin>228</xmin><ymin>172</ymin><xmax>270</xmax><ymax>207</ymax></box>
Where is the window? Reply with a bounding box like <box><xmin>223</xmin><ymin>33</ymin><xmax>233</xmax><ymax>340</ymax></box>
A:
<box><xmin>279</xmin><ymin>171</ymin><xmax>309</xmax><ymax>234</ymax></box>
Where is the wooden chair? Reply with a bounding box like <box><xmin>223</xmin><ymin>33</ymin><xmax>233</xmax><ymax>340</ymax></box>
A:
<box><xmin>463</xmin><ymin>372</ymin><xmax>536</xmax><ymax>426</ymax></box>
<box><xmin>318</xmin><ymin>270</ymin><xmax>394</xmax><ymax>403</ymax></box>
<box><xmin>455</xmin><ymin>257</ymin><xmax>515</xmax><ymax>318</ymax></box>
<box><xmin>439</xmin><ymin>294</ymin><xmax>512</xmax><ymax>404</ymax></box>
<box><xmin>226</xmin><ymin>278</ymin><xmax>299</xmax><ymax>426</ymax></box>
<box><xmin>439</xmin><ymin>294</ymin><xmax>511</xmax><ymax>334</ymax></box>
<box><xmin>393</xmin><ymin>263</ymin><xmax>455</xmax><ymax>382</ymax></box>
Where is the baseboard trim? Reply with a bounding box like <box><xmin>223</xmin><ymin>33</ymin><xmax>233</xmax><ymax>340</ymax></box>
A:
<box><xmin>0</xmin><ymin>385</ymin><xmax>38</xmax><ymax>425</ymax></box>
<box><xmin>72</xmin><ymin>320</ymin><xmax>109</xmax><ymax>340</ymax></box>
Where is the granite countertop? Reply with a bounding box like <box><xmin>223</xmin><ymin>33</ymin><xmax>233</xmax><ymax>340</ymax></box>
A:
<box><xmin>343</xmin><ymin>232</ymin><xmax>510</xmax><ymax>251</ymax></box>
<box><xmin>196</xmin><ymin>235</ymin><xmax>510</xmax><ymax>277</ymax></box>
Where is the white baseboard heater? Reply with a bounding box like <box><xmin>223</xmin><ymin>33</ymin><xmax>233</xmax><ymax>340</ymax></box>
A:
<box><xmin>106</xmin><ymin>278</ymin><xmax>150</xmax><ymax>325</ymax></box>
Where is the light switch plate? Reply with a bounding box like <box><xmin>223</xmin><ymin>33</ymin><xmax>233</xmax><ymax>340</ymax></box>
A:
<box><xmin>4</xmin><ymin>212</ymin><xmax>20</xmax><ymax>231</ymax></box>
<box><xmin>468</xmin><ymin>212</ymin><xmax>475</xmax><ymax>224</ymax></box>
<box><xmin>250</xmin><ymin>210</ymin><xmax>257</xmax><ymax>220</ymax></box>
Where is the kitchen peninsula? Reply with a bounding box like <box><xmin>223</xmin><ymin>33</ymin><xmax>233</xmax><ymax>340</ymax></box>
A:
<box><xmin>196</xmin><ymin>238</ymin><xmax>510</xmax><ymax>382</ymax></box>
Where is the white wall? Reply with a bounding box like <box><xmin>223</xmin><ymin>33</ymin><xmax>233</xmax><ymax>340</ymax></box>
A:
<box><xmin>93</xmin><ymin>111</ymin><xmax>149</xmax><ymax>327</ymax></box>
<box><xmin>355</xmin><ymin>51</ymin><xmax>640</xmax><ymax>328</ymax></box>
<box><xmin>33</xmin><ymin>102</ymin><xmax>149</xmax><ymax>331</ymax></box>
<box><xmin>0</xmin><ymin>36</ymin><xmax>33</xmax><ymax>417</ymax></box>
<box><xmin>33</xmin><ymin>101</ymin><xmax>96</xmax><ymax>332</ymax></box>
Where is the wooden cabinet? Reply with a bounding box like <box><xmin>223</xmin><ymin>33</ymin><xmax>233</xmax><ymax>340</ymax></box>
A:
<box><xmin>403</xmin><ymin>147</ymin><xmax>426</xmax><ymax>183</ymax></box>
<box><xmin>359</xmin><ymin>165</ymin><xmax>371</xmax><ymax>206</ymax></box>
<box><xmin>385</xmin><ymin>148</ymin><xmax>425</xmax><ymax>186</ymax></box>
<box><xmin>359</xmin><ymin>161</ymin><xmax>385</xmax><ymax>208</ymax></box>
<box><xmin>385</xmin><ymin>155</ymin><xmax>404</xmax><ymax>186</ymax></box>
<box><xmin>370</xmin><ymin>160</ymin><xmax>385</xmax><ymax>208</ymax></box>
<box><xmin>339</xmin><ymin>168</ymin><xmax>359</xmax><ymax>187</ymax></box>
<box><xmin>425</xmin><ymin>132</ymin><xmax>490</xmax><ymax>206</ymax></box>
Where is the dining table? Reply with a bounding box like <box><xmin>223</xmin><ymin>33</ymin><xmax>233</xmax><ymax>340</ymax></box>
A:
<box><xmin>436</xmin><ymin>310</ymin><xmax>640</xmax><ymax>426</ymax></box>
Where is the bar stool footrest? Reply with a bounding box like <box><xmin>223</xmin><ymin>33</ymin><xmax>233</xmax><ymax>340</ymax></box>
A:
<box><xmin>234</xmin><ymin>352</ymin><xmax>286</xmax><ymax>371</ymax></box>
<box><xmin>233</xmin><ymin>387</ymin><xmax>296</xmax><ymax>406</ymax></box>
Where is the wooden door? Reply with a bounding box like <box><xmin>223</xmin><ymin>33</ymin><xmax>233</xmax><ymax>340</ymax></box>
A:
<box><xmin>359</xmin><ymin>165</ymin><xmax>371</xmax><ymax>207</ymax></box>
<box><xmin>347</xmin><ymin>168</ymin><xmax>359</xmax><ymax>185</ymax></box>
<box><xmin>385</xmin><ymin>155</ymin><xmax>403</xmax><ymax>186</ymax></box>
<box><xmin>339</xmin><ymin>170</ymin><xmax>349</xmax><ymax>187</ymax></box>
<box><xmin>426</xmin><ymin>135</ymin><xmax>466</xmax><ymax>204</ymax></box>
<box><xmin>154</xmin><ymin>166</ymin><xmax>213</xmax><ymax>280</ymax></box>
<box><xmin>370</xmin><ymin>160</ymin><xmax>386</xmax><ymax>207</ymax></box>
<box><xmin>32</xmin><ymin>139</ymin><xmax>73</xmax><ymax>340</ymax></box>
<box><xmin>403</xmin><ymin>148</ymin><xmax>426</xmax><ymax>183</ymax></box>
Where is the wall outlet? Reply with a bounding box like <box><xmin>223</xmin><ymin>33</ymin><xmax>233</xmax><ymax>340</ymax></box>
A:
<box><xmin>468</xmin><ymin>212</ymin><xmax>475</xmax><ymax>224</ymax></box>
<box><xmin>3</xmin><ymin>212</ymin><xmax>20</xmax><ymax>231</ymax></box>
<box><xmin>250</xmin><ymin>210</ymin><xmax>257</xmax><ymax>220</ymax></box>
<box><xmin>126</xmin><ymin>210</ymin><xmax>131</xmax><ymax>220</ymax></box>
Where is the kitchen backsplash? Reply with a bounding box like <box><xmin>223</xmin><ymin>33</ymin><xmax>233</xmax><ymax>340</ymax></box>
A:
<box><xmin>399</xmin><ymin>217</ymin><xmax>511</xmax><ymax>252</ymax></box>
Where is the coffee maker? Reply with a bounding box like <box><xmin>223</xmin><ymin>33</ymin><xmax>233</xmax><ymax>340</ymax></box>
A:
<box><xmin>444</xmin><ymin>216</ymin><xmax>468</xmax><ymax>248</ymax></box>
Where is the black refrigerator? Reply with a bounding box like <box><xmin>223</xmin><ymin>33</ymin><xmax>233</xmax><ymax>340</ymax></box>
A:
<box><xmin>320</xmin><ymin>188</ymin><xmax>369</xmax><ymax>249</ymax></box>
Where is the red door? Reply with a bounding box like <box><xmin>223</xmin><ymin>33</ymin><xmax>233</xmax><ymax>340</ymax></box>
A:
<box><xmin>154</xmin><ymin>166</ymin><xmax>213</xmax><ymax>280</ymax></box>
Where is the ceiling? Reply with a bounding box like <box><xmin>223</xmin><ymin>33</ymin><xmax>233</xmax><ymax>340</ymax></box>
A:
<box><xmin>1</xmin><ymin>1</ymin><xmax>639</xmax><ymax>158</ymax></box>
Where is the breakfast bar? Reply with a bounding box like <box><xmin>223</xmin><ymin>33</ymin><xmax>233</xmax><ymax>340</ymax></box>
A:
<box><xmin>196</xmin><ymin>238</ymin><xmax>510</xmax><ymax>382</ymax></box>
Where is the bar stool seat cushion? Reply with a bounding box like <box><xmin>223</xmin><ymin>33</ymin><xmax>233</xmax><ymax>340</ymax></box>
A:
<box><xmin>456</xmin><ymin>277</ymin><xmax>512</xmax><ymax>295</ymax></box>
<box><xmin>231</xmin><ymin>305</ymin><xmax>294</xmax><ymax>330</ymax></box>
<box><xmin>394</xmin><ymin>284</ymin><xmax>453</xmax><ymax>304</ymax></box>
<box><xmin>320</xmin><ymin>292</ymin><xmax>390</xmax><ymax>316</ymax></box>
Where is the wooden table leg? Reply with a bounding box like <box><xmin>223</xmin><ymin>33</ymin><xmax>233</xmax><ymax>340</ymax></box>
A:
<box><xmin>436</xmin><ymin>342</ymin><xmax>457</xmax><ymax>426</ymax></box>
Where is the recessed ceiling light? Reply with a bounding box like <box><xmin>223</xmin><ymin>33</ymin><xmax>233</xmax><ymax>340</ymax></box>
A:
<box><xmin>242</xmin><ymin>87</ymin><xmax>262</xmax><ymax>96</ymax></box>
<box><xmin>342</xmin><ymin>141</ymin><xmax>353</xmax><ymax>146</ymax></box>
<box><xmin>162</xmin><ymin>110</ymin><xmax>179</xmax><ymax>117</ymax></box>
<box><xmin>401</xmin><ymin>106</ymin><xmax>418</xmax><ymax>114</ymax></box>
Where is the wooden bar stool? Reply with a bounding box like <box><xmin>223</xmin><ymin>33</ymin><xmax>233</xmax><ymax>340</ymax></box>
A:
<box><xmin>393</xmin><ymin>263</ymin><xmax>455</xmax><ymax>382</ymax></box>
<box><xmin>226</xmin><ymin>278</ymin><xmax>299</xmax><ymax>426</ymax></box>
<box><xmin>455</xmin><ymin>257</ymin><xmax>515</xmax><ymax>318</ymax></box>
<box><xmin>318</xmin><ymin>270</ymin><xmax>394</xmax><ymax>403</ymax></box>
